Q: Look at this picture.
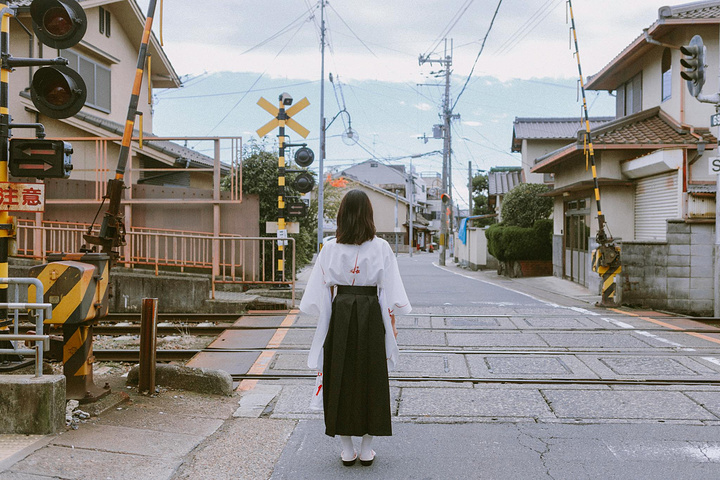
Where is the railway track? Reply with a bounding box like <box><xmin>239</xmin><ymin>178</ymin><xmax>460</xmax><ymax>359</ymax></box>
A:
<box><xmin>15</xmin><ymin>309</ymin><xmax>720</xmax><ymax>389</ymax></box>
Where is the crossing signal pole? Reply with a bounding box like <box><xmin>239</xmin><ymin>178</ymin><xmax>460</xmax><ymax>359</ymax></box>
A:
<box><xmin>257</xmin><ymin>93</ymin><xmax>311</xmax><ymax>285</ymax></box>
<box><xmin>677</xmin><ymin>34</ymin><xmax>720</xmax><ymax>316</ymax></box>
<box><xmin>0</xmin><ymin>0</ymin><xmax>87</xmax><ymax>355</ymax></box>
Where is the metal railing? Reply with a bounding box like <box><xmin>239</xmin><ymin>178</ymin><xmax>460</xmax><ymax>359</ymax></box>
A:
<box><xmin>0</xmin><ymin>277</ymin><xmax>52</xmax><ymax>377</ymax></box>
<box><xmin>14</xmin><ymin>221</ymin><xmax>296</xmax><ymax>303</ymax></box>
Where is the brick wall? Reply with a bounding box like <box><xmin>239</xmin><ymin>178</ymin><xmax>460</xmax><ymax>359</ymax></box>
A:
<box><xmin>621</xmin><ymin>220</ymin><xmax>714</xmax><ymax>316</ymax></box>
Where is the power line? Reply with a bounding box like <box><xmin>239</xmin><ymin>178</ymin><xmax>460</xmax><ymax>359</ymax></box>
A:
<box><xmin>238</xmin><ymin>3</ymin><xmax>318</xmax><ymax>56</ymax></box>
<box><xmin>452</xmin><ymin>0</ymin><xmax>503</xmax><ymax>111</ymax></box>
<box><xmin>423</xmin><ymin>0</ymin><xmax>475</xmax><ymax>57</ymax></box>
<box><xmin>158</xmin><ymin>81</ymin><xmax>316</xmax><ymax>100</ymax></box>
<box><xmin>327</xmin><ymin>3</ymin><xmax>377</xmax><ymax>58</ymax></box>
<box><xmin>200</xmin><ymin>13</ymin><xmax>311</xmax><ymax>138</ymax></box>
<box><xmin>494</xmin><ymin>0</ymin><xmax>563</xmax><ymax>56</ymax></box>
<box><xmin>492</xmin><ymin>0</ymin><xmax>556</xmax><ymax>54</ymax></box>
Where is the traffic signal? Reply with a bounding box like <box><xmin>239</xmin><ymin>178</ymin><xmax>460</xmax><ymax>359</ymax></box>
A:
<box><xmin>291</xmin><ymin>145</ymin><xmax>315</xmax><ymax>193</ymax></box>
<box><xmin>294</xmin><ymin>147</ymin><xmax>314</xmax><ymax>167</ymax></box>
<box><xmin>9</xmin><ymin>139</ymin><xmax>73</xmax><ymax>179</ymax></box>
<box><xmin>293</xmin><ymin>172</ymin><xmax>315</xmax><ymax>194</ymax></box>
<box><xmin>441</xmin><ymin>192</ymin><xmax>450</xmax><ymax>204</ymax></box>
<box><xmin>29</xmin><ymin>0</ymin><xmax>87</xmax><ymax>119</ymax></box>
<box><xmin>31</xmin><ymin>0</ymin><xmax>87</xmax><ymax>49</ymax></box>
<box><xmin>680</xmin><ymin>35</ymin><xmax>706</xmax><ymax>97</ymax></box>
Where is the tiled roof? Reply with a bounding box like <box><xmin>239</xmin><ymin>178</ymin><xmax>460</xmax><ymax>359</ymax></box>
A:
<box><xmin>659</xmin><ymin>1</ymin><xmax>720</xmax><ymax>19</ymax></box>
<box><xmin>75</xmin><ymin>111</ymin><xmax>225</xmax><ymax>172</ymax></box>
<box><xmin>512</xmin><ymin>117</ymin><xmax>614</xmax><ymax>152</ymax></box>
<box><xmin>591</xmin><ymin>109</ymin><xmax>716</xmax><ymax>145</ymax></box>
<box><xmin>513</xmin><ymin>117</ymin><xmax>613</xmax><ymax>140</ymax></box>
<box><xmin>531</xmin><ymin>107</ymin><xmax>715</xmax><ymax>173</ymax></box>
<box><xmin>488</xmin><ymin>168</ymin><xmax>523</xmax><ymax>196</ymax></box>
<box><xmin>9</xmin><ymin>1</ymin><xmax>32</xmax><ymax>6</ymax></box>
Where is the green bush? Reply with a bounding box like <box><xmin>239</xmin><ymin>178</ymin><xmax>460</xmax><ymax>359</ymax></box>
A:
<box><xmin>486</xmin><ymin>219</ymin><xmax>552</xmax><ymax>262</ymax></box>
<box><xmin>501</xmin><ymin>183</ymin><xmax>552</xmax><ymax>228</ymax></box>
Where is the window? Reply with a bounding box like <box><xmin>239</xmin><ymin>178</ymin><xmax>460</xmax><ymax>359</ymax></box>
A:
<box><xmin>615</xmin><ymin>72</ymin><xmax>642</xmax><ymax>117</ymax></box>
<box><xmin>61</xmin><ymin>50</ymin><xmax>111</xmax><ymax>112</ymax></box>
<box><xmin>99</xmin><ymin>7</ymin><xmax>111</xmax><ymax>37</ymax></box>
<box><xmin>661</xmin><ymin>48</ymin><xmax>672</xmax><ymax>102</ymax></box>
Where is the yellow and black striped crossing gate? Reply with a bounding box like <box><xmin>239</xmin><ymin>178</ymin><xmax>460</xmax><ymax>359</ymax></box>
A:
<box><xmin>30</xmin><ymin>252</ymin><xmax>110</xmax><ymax>401</ymax></box>
<box><xmin>592</xmin><ymin>245</ymin><xmax>622</xmax><ymax>307</ymax></box>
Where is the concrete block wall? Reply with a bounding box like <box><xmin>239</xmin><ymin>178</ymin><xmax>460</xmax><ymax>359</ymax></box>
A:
<box><xmin>621</xmin><ymin>220</ymin><xmax>714</xmax><ymax>316</ymax></box>
<box><xmin>552</xmin><ymin>235</ymin><xmax>563</xmax><ymax>278</ymax></box>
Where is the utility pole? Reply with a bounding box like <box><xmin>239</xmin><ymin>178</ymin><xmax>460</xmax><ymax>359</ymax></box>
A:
<box><xmin>317</xmin><ymin>0</ymin><xmax>326</xmax><ymax>252</ymax></box>
<box><xmin>419</xmin><ymin>39</ymin><xmax>454</xmax><ymax>265</ymax></box>
<box><xmin>468</xmin><ymin>161</ymin><xmax>473</xmax><ymax>215</ymax></box>
<box><xmin>409</xmin><ymin>156</ymin><xmax>414</xmax><ymax>258</ymax></box>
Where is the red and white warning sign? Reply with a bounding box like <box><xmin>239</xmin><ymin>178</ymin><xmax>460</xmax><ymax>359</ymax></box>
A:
<box><xmin>0</xmin><ymin>182</ymin><xmax>45</xmax><ymax>212</ymax></box>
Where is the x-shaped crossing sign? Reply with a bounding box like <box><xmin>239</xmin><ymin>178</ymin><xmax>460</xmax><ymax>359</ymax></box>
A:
<box><xmin>256</xmin><ymin>96</ymin><xmax>310</xmax><ymax>138</ymax></box>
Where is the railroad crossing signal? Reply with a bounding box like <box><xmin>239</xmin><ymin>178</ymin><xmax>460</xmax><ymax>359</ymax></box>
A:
<box><xmin>9</xmin><ymin>139</ymin><xmax>73</xmax><ymax>179</ymax></box>
<box><xmin>28</xmin><ymin>0</ymin><xmax>88</xmax><ymax>119</ymax></box>
<box><xmin>680</xmin><ymin>35</ymin><xmax>706</xmax><ymax>98</ymax></box>
<box><xmin>255</xmin><ymin>93</ymin><xmax>311</xmax><ymax>284</ymax></box>
<box><xmin>256</xmin><ymin>96</ymin><xmax>311</xmax><ymax>139</ymax></box>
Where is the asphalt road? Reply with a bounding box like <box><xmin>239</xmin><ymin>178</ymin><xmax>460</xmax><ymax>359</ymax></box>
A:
<box><xmin>268</xmin><ymin>252</ymin><xmax>720</xmax><ymax>479</ymax></box>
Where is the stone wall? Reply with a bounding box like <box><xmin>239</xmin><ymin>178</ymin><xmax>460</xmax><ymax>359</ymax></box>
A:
<box><xmin>620</xmin><ymin>220</ymin><xmax>714</xmax><ymax>316</ymax></box>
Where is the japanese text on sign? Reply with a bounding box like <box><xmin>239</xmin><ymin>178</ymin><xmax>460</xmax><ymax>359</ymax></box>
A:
<box><xmin>0</xmin><ymin>182</ymin><xmax>45</xmax><ymax>212</ymax></box>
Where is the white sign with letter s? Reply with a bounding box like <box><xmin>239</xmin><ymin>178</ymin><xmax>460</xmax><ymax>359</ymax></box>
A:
<box><xmin>710</xmin><ymin>157</ymin><xmax>720</xmax><ymax>175</ymax></box>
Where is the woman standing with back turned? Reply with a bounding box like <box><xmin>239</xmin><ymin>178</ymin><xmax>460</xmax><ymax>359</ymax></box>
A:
<box><xmin>300</xmin><ymin>189</ymin><xmax>412</xmax><ymax>467</ymax></box>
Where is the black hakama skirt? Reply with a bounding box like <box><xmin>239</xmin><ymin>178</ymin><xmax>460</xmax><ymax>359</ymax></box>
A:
<box><xmin>322</xmin><ymin>285</ymin><xmax>392</xmax><ymax>437</ymax></box>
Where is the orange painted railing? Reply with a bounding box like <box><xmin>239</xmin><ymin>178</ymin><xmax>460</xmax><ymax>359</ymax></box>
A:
<box><xmin>14</xmin><ymin>220</ymin><xmax>295</xmax><ymax>304</ymax></box>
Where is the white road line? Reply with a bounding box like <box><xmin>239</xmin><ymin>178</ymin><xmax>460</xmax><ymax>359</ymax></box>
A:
<box><xmin>635</xmin><ymin>330</ymin><xmax>686</xmax><ymax>348</ymax></box>
<box><xmin>431</xmin><ymin>262</ymin><xmax>560</xmax><ymax>307</ymax></box>
<box><xmin>600</xmin><ymin>317</ymin><xmax>635</xmax><ymax>329</ymax></box>
<box><xmin>702</xmin><ymin>356</ymin><xmax>720</xmax><ymax>367</ymax></box>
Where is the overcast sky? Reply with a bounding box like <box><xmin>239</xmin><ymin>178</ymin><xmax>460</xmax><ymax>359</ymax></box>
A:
<box><xmin>139</xmin><ymin>0</ymin><xmax>671</xmax><ymax>208</ymax></box>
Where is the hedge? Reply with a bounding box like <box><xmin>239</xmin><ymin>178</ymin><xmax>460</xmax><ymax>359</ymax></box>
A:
<box><xmin>485</xmin><ymin>218</ymin><xmax>552</xmax><ymax>262</ymax></box>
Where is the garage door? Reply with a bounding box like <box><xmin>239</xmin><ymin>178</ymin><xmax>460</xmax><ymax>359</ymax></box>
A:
<box><xmin>634</xmin><ymin>171</ymin><xmax>679</xmax><ymax>241</ymax></box>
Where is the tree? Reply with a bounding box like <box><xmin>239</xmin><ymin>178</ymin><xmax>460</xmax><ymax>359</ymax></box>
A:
<box><xmin>471</xmin><ymin>171</ymin><xmax>494</xmax><ymax>227</ymax></box>
<box><xmin>221</xmin><ymin>140</ymin><xmax>317</xmax><ymax>269</ymax></box>
<box><xmin>501</xmin><ymin>183</ymin><xmax>552</xmax><ymax>228</ymax></box>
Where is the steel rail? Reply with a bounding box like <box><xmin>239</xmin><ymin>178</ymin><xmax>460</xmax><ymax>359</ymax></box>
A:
<box><xmin>90</xmin><ymin>346</ymin><xmax>720</xmax><ymax>362</ymax></box>
<box><xmin>227</xmin><ymin>372</ymin><xmax>720</xmax><ymax>386</ymax></box>
<box><xmin>75</xmin><ymin>325</ymin><xmax>720</xmax><ymax>335</ymax></box>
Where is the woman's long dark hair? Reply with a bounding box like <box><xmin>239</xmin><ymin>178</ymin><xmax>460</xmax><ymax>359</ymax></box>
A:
<box><xmin>335</xmin><ymin>189</ymin><xmax>376</xmax><ymax>245</ymax></box>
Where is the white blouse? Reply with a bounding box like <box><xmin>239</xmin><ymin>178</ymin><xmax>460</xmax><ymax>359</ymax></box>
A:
<box><xmin>299</xmin><ymin>236</ymin><xmax>412</xmax><ymax>371</ymax></box>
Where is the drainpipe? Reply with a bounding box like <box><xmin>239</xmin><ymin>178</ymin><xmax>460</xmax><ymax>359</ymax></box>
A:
<box><xmin>642</xmin><ymin>28</ymin><xmax>681</xmax><ymax>50</ymax></box>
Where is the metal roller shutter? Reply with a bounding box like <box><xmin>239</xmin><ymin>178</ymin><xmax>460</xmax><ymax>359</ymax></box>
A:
<box><xmin>634</xmin><ymin>171</ymin><xmax>679</xmax><ymax>241</ymax></box>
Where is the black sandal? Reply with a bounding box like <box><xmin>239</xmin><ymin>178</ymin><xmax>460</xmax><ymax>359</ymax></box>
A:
<box><xmin>342</xmin><ymin>452</ymin><xmax>357</xmax><ymax>467</ymax></box>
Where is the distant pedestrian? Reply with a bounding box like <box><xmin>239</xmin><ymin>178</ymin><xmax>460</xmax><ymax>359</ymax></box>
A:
<box><xmin>300</xmin><ymin>189</ymin><xmax>411</xmax><ymax>466</ymax></box>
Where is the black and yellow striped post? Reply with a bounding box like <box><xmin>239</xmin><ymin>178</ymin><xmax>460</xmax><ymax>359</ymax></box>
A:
<box><xmin>83</xmin><ymin>0</ymin><xmax>158</xmax><ymax>262</ymax></box>
<box><xmin>277</xmin><ymin>100</ymin><xmax>288</xmax><ymax>283</ymax></box>
<box><xmin>256</xmin><ymin>94</ymin><xmax>310</xmax><ymax>285</ymax></box>
<box><xmin>568</xmin><ymin>0</ymin><xmax>621</xmax><ymax>306</ymax></box>
<box><xmin>30</xmin><ymin>252</ymin><xmax>110</xmax><ymax>401</ymax></box>
<box><xmin>0</xmin><ymin>3</ymin><xmax>15</xmax><ymax>362</ymax></box>
<box><xmin>592</xmin><ymin>246</ymin><xmax>622</xmax><ymax>305</ymax></box>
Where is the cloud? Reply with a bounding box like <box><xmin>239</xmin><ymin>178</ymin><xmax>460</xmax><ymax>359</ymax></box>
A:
<box><xmin>414</xmin><ymin>103</ymin><xmax>433</xmax><ymax>111</ymax></box>
<box><xmin>148</xmin><ymin>0</ymin><xmax>661</xmax><ymax>83</ymax></box>
<box><xmin>463</xmin><ymin>121</ymin><xmax>483</xmax><ymax>127</ymax></box>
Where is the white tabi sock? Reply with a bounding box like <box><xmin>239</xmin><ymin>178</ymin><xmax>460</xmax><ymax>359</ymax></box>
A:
<box><xmin>339</xmin><ymin>435</ymin><xmax>355</xmax><ymax>460</ymax></box>
<box><xmin>360</xmin><ymin>434</ymin><xmax>374</xmax><ymax>459</ymax></box>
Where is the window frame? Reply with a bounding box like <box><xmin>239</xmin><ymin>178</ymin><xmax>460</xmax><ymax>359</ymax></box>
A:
<box><xmin>60</xmin><ymin>49</ymin><xmax>111</xmax><ymax>113</ymax></box>
<box><xmin>661</xmin><ymin>48</ymin><xmax>672</xmax><ymax>102</ymax></box>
